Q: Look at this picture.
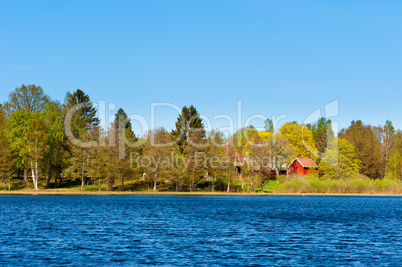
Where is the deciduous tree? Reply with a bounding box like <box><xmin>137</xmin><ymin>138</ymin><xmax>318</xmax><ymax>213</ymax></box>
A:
<box><xmin>319</xmin><ymin>138</ymin><xmax>360</xmax><ymax>179</ymax></box>
<box><xmin>279</xmin><ymin>122</ymin><xmax>317</xmax><ymax>161</ymax></box>
<box><xmin>4</xmin><ymin>84</ymin><xmax>49</xmax><ymax>114</ymax></box>
<box><xmin>0</xmin><ymin>108</ymin><xmax>15</xmax><ymax>190</ymax></box>
<box><xmin>142</xmin><ymin>128</ymin><xmax>174</xmax><ymax>191</ymax></box>
<box><xmin>306</xmin><ymin>117</ymin><xmax>334</xmax><ymax>155</ymax></box>
<box><xmin>27</xmin><ymin>117</ymin><xmax>49</xmax><ymax>190</ymax></box>
<box><xmin>339</xmin><ymin>120</ymin><xmax>382</xmax><ymax>178</ymax></box>
<box><xmin>42</xmin><ymin>101</ymin><xmax>64</xmax><ymax>187</ymax></box>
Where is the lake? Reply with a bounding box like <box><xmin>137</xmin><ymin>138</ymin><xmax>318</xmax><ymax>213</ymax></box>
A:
<box><xmin>0</xmin><ymin>195</ymin><xmax>401</xmax><ymax>266</ymax></box>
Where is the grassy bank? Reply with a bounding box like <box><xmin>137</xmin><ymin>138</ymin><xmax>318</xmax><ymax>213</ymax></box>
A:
<box><xmin>1</xmin><ymin>177</ymin><xmax>402</xmax><ymax>196</ymax></box>
<box><xmin>275</xmin><ymin>176</ymin><xmax>402</xmax><ymax>194</ymax></box>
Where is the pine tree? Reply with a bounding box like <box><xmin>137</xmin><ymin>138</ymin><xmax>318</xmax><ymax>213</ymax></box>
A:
<box><xmin>112</xmin><ymin>108</ymin><xmax>137</xmax><ymax>190</ymax></box>
<box><xmin>66</xmin><ymin>131</ymin><xmax>93</xmax><ymax>191</ymax></box>
<box><xmin>171</xmin><ymin>105</ymin><xmax>205</xmax><ymax>153</ymax></box>
<box><xmin>64</xmin><ymin>89</ymin><xmax>99</xmax><ymax>138</ymax></box>
<box><xmin>183</xmin><ymin>130</ymin><xmax>207</xmax><ymax>192</ymax></box>
<box><xmin>64</xmin><ymin>89</ymin><xmax>100</xmax><ymax>190</ymax></box>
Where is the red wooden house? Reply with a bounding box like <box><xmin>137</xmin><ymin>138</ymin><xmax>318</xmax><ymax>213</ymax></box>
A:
<box><xmin>288</xmin><ymin>158</ymin><xmax>318</xmax><ymax>175</ymax></box>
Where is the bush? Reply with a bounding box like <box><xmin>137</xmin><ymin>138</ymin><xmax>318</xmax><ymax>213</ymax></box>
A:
<box><xmin>277</xmin><ymin>176</ymin><xmax>402</xmax><ymax>194</ymax></box>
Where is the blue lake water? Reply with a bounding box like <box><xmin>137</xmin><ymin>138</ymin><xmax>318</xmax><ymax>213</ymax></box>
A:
<box><xmin>0</xmin><ymin>195</ymin><xmax>401</xmax><ymax>266</ymax></box>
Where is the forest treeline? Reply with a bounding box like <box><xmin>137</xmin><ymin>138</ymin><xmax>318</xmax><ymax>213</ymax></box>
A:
<box><xmin>0</xmin><ymin>84</ymin><xmax>401</xmax><ymax>192</ymax></box>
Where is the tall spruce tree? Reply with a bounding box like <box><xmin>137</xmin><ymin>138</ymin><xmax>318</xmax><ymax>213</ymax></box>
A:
<box><xmin>112</xmin><ymin>108</ymin><xmax>137</xmax><ymax>190</ymax></box>
<box><xmin>64</xmin><ymin>89</ymin><xmax>99</xmax><ymax>190</ymax></box>
<box><xmin>64</xmin><ymin>89</ymin><xmax>99</xmax><ymax>137</ymax></box>
<box><xmin>171</xmin><ymin>105</ymin><xmax>205</xmax><ymax>153</ymax></box>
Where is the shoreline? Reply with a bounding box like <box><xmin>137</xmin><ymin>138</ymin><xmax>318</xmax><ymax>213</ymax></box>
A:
<box><xmin>0</xmin><ymin>191</ymin><xmax>401</xmax><ymax>197</ymax></box>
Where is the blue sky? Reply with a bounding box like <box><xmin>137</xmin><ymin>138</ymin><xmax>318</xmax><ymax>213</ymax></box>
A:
<box><xmin>1</xmin><ymin>0</ymin><xmax>401</xmax><ymax>136</ymax></box>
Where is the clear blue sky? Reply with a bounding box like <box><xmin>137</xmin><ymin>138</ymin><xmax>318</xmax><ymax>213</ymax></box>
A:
<box><xmin>1</xmin><ymin>0</ymin><xmax>401</xmax><ymax>136</ymax></box>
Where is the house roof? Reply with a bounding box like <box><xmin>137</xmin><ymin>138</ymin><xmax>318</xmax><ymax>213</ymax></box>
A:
<box><xmin>289</xmin><ymin>158</ymin><xmax>318</xmax><ymax>169</ymax></box>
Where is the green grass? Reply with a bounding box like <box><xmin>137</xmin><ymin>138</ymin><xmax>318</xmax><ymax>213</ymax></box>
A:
<box><xmin>276</xmin><ymin>176</ymin><xmax>402</xmax><ymax>194</ymax></box>
<box><xmin>2</xmin><ymin>176</ymin><xmax>402</xmax><ymax>195</ymax></box>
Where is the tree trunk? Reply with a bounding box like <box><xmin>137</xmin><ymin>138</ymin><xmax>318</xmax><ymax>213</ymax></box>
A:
<box><xmin>190</xmin><ymin>173</ymin><xmax>195</xmax><ymax>192</ymax></box>
<box><xmin>31</xmin><ymin>159</ymin><xmax>38</xmax><ymax>190</ymax></box>
<box><xmin>98</xmin><ymin>177</ymin><xmax>101</xmax><ymax>191</ymax></box>
<box><xmin>227</xmin><ymin>177</ymin><xmax>230</xmax><ymax>192</ymax></box>
<box><xmin>47</xmin><ymin>141</ymin><xmax>52</xmax><ymax>188</ymax></box>
<box><xmin>211</xmin><ymin>177</ymin><xmax>215</xmax><ymax>192</ymax></box>
<box><xmin>384</xmin><ymin>154</ymin><xmax>389</xmax><ymax>178</ymax></box>
<box><xmin>153</xmin><ymin>175</ymin><xmax>157</xmax><ymax>191</ymax></box>
<box><xmin>81</xmin><ymin>157</ymin><xmax>84</xmax><ymax>191</ymax></box>
<box><xmin>23</xmin><ymin>168</ymin><xmax>29</xmax><ymax>185</ymax></box>
<box><xmin>4</xmin><ymin>181</ymin><xmax>6</xmax><ymax>190</ymax></box>
<box><xmin>176</xmin><ymin>177</ymin><xmax>179</xmax><ymax>192</ymax></box>
<box><xmin>59</xmin><ymin>162</ymin><xmax>64</xmax><ymax>187</ymax></box>
<box><xmin>35</xmin><ymin>159</ymin><xmax>39</xmax><ymax>190</ymax></box>
<box><xmin>250</xmin><ymin>174</ymin><xmax>254</xmax><ymax>192</ymax></box>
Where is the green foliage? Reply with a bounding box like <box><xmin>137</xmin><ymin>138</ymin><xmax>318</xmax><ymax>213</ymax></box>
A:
<box><xmin>0</xmin><ymin>108</ymin><xmax>15</xmax><ymax>188</ymax></box>
<box><xmin>171</xmin><ymin>105</ymin><xmax>205</xmax><ymax>153</ymax></box>
<box><xmin>339</xmin><ymin>120</ymin><xmax>382</xmax><ymax>178</ymax></box>
<box><xmin>386</xmin><ymin>130</ymin><xmax>402</xmax><ymax>180</ymax></box>
<box><xmin>6</xmin><ymin>109</ymin><xmax>39</xmax><ymax>171</ymax></box>
<box><xmin>142</xmin><ymin>128</ymin><xmax>176</xmax><ymax>191</ymax></box>
<box><xmin>1</xmin><ymin>84</ymin><xmax>402</xmax><ymax>192</ymax></box>
<box><xmin>4</xmin><ymin>84</ymin><xmax>49</xmax><ymax>113</ymax></box>
<box><xmin>279</xmin><ymin>122</ymin><xmax>317</xmax><ymax>160</ymax></box>
<box><xmin>64</xmin><ymin>89</ymin><xmax>99</xmax><ymax>137</ymax></box>
<box><xmin>235</xmin><ymin>125</ymin><xmax>257</xmax><ymax>152</ymax></box>
<box><xmin>277</xmin><ymin>176</ymin><xmax>401</xmax><ymax>194</ymax></box>
<box><xmin>42</xmin><ymin>101</ymin><xmax>64</xmax><ymax>142</ymax></box>
<box><xmin>264</xmin><ymin>118</ymin><xmax>274</xmax><ymax>133</ymax></box>
<box><xmin>319</xmin><ymin>138</ymin><xmax>360</xmax><ymax>179</ymax></box>
<box><xmin>306</xmin><ymin>117</ymin><xmax>334</xmax><ymax>154</ymax></box>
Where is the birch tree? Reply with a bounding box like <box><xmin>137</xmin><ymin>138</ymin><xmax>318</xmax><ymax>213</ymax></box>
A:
<box><xmin>27</xmin><ymin>117</ymin><xmax>49</xmax><ymax>190</ymax></box>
